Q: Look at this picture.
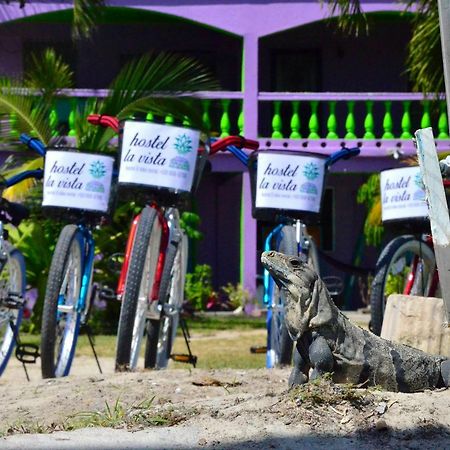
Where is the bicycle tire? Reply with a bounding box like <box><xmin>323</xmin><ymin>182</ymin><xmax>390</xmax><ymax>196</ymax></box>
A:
<box><xmin>370</xmin><ymin>235</ymin><xmax>436</xmax><ymax>336</ymax></box>
<box><xmin>0</xmin><ymin>242</ymin><xmax>26</xmax><ymax>376</ymax></box>
<box><xmin>115</xmin><ymin>206</ymin><xmax>162</xmax><ymax>371</ymax></box>
<box><xmin>41</xmin><ymin>225</ymin><xmax>84</xmax><ymax>378</ymax></box>
<box><xmin>145</xmin><ymin>231</ymin><xmax>188</xmax><ymax>369</ymax></box>
<box><xmin>267</xmin><ymin>225</ymin><xmax>297</xmax><ymax>368</ymax></box>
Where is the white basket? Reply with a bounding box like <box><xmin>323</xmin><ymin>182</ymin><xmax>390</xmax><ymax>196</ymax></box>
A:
<box><xmin>42</xmin><ymin>150</ymin><xmax>114</xmax><ymax>213</ymax></box>
<box><xmin>254</xmin><ymin>152</ymin><xmax>326</xmax><ymax>214</ymax></box>
<box><xmin>380</xmin><ymin>166</ymin><xmax>428</xmax><ymax>222</ymax></box>
<box><xmin>118</xmin><ymin>120</ymin><xmax>200</xmax><ymax>193</ymax></box>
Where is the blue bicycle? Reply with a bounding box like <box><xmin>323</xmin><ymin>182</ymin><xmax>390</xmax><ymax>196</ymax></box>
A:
<box><xmin>213</xmin><ymin>144</ymin><xmax>359</xmax><ymax>368</ymax></box>
<box><xmin>20</xmin><ymin>134</ymin><xmax>115</xmax><ymax>378</ymax></box>
<box><xmin>0</xmin><ymin>142</ymin><xmax>44</xmax><ymax>376</ymax></box>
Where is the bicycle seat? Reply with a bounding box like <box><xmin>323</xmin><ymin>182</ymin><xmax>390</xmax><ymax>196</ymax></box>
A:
<box><xmin>0</xmin><ymin>199</ymin><xmax>29</xmax><ymax>226</ymax></box>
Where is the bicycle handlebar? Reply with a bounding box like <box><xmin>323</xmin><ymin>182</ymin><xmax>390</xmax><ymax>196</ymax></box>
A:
<box><xmin>325</xmin><ymin>147</ymin><xmax>360</xmax><ymax>168</ymax></box>
<box><xmin>3</xmin><ymin>169</ymin><xmax>44</xmax><ymax>188</ymax></box>
<box><xmin>87</xmin><ymin>114</ymin><xmax>120</xmax><ymax>133</ymax></box>
<box><xmin>209</xmin><ymin>136</ymin><xmax>259</xmax><ymax>155</ymax></box>
<box><xmin>19</xmin><ymin>134</ymin><xmax>46</xmax><ymax>157</ymax></box>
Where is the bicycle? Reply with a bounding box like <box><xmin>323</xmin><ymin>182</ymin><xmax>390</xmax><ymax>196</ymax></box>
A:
<box><xmin>211</xmin><ymin>144</ymin><xmax>359</xmax><ymax>368</ymax></box>
<box><xmin>369</xmin><ymin>164</ymin><xmax>449</xmax><ymax>335</ymax></box>
<box><xmin>88</xmin><ymin>114</ymin><xmax>259</xmax><ymax>371</ymax></box>
<box><xmin>0</xmin><ymin>141</ymin><xmax>44</xmax><ymax>376</ymax></box>
<box><xmin>20</xmin><ymin>133</ymin><xmax>116</xmax><ymax>378</ymax></box>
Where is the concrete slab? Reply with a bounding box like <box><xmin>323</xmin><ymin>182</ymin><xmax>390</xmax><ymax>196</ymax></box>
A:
<box><xmin>381</xmin><ymin>295</ymin><xmax>450</xmax><ymax>356</ymax></box>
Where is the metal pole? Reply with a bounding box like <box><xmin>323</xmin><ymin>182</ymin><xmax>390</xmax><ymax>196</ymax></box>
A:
<box><xmin>438</xmin><ymin>0</ymin><xmax>450</xmax><ymax>132</ymax></box>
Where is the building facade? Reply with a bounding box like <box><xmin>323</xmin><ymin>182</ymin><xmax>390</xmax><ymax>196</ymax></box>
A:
<box><xmin>1</xmin><ymin>1</ymin><xmax>448</xmax><ymax>308</ymax></box>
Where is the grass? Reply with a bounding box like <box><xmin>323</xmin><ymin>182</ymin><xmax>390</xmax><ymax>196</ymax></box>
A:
<box><xmin>3</xmin><ymin>397</ymin><xmax>190</xmax><ymax>436</ymax></box>
<box><xmin>19</xmin><ymin>313</ymin><xmax>268</xmax><ymax>370</ymax></box>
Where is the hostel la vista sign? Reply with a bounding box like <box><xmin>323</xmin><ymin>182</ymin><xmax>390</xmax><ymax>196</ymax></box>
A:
<box><xmin>119</xmin><ymin>121</ymin><xmax>200</xmax><ymax>192</ymax></box>
<box><xmin>380</xmin><ymin>166</ymin><xmax>428</xmax><ymax>222</ymax></box>
<box><xmin>255</xmin><ymin>152</ymin><xmax>326</xmax><ymax>213</ymax></box>
<box><xmin>43</xmin><ymin>151</ymin><xmax>114</xmax><ymax>213</ymax></box>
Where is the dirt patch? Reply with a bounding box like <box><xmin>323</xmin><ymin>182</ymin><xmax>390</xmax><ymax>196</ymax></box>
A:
<box><xmin>0</xmin><ymin>356</ymin><xmax>449</xmax><ymax>449</ymax></box>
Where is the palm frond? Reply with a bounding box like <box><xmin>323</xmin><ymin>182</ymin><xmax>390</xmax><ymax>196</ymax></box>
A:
<box><xmin>322</xmin><ymin>0</ymin><xmax>368</xmax><ymax>35</ymax></box>
<box><xmin>25</xmin><ymin>48</ymin><xmax>74</xmax><ymax>102</ymax></box>
<box><xmin>406</xmin><ymin>2</ymin><xmax>443</xmax><ymax>94</ymax></box>
<box><xmin>0</xmin><ymin>79</ymin><xmax>52</xmax><ymax>145</ymax></box>
<box><xmin>100</xmin><ymin>52</ymin><xmax>219</xmax><ymax>116</ymax></box>
<box><xmin>72</xmin><ymin>0</ymin><xmax>106</xmax><ymax>40</ymax></box>
<box><xmin>2</xmin><ymin>157</ymin><xmax>43</xmax><ymax>201</ymax></box>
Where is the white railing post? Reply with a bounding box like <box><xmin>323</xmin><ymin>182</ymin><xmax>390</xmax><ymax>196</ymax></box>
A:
<box><xmin>415</xmin><ymin>127</ymin><xmax>450</xmax><ymax>325</ymax></box>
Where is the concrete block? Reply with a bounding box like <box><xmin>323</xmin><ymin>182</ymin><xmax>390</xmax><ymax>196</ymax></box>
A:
<box><xmin>381</xmin><ymin>295</ymin><xmax>450</xmax><ymax>357</ymax></box>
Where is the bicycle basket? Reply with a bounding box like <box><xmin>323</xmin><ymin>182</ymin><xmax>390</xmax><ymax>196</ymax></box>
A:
<box><xmin>42</xmin><ymin>148</ymin><xmax>116</xmax><ymax>220</ymax></box>
<box><xmin>380</xmin><ymin>166</ymin><xmax>429</xmax><ymax>227</ymax></box>
<box><xmin>248</xmin><ymin>150</ymin><xmax>328</xmax><ymax>223</ymax></box>
<box><xmin>117</xmin><ymin>119</ymin><xmax>209</xmax><ymax>208</ymax></box>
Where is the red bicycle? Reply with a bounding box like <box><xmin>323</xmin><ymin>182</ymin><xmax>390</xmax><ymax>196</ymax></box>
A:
<box><xmin>88</xmin><ymin>114</ymin><xmax>258</xmax><ymax>370</ymax></box>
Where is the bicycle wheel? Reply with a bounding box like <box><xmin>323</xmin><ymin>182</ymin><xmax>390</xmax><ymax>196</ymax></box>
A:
<box><xmin>41</xmin><ymin>225</ymin><xmax>84</xmax><ymax>378</ymax></box>
<box><xmin>370</xmin><ymin>235</ymin><xmax>436</xmax><ymax>336</ymax></box>
<box><xmin>267</xmin><ymin>225</ymin><xmax>297</xmax><ymax>368</ymax></box>
<box><xmin>145</xmin><ymin>230</ymin><xmax>188</xmax><ymax>369</ymax></box>
<box><xmin>115</xmin><ymin>206</ymin><xmax>162</xmax><ymax>371</ymax></box>
<box><xmin>0</xmin><ymin>242</ymin><xmax>26</xmax><ymax>376</ymax></box>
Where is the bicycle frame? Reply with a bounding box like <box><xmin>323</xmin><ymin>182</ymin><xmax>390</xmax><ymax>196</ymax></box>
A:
<box><xmin>116</xmin><ymin>203</ymin><xmax>170</xmax><ymax>306</ymax></box>
<box><xmin>77</xmin><ymin>225</ymin><xmax>96</xmax><ymax>321</ymax></box>
<box><xmin>403</xmin><ymin>234</ymin><xmax>438</xmax><ymax>297</ymax></box>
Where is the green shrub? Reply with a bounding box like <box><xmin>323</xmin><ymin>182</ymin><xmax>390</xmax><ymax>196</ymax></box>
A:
<box><xmin>184</xmin><ymin>264</ymin><xmax>215</xmax><ymax>311</ymax></box>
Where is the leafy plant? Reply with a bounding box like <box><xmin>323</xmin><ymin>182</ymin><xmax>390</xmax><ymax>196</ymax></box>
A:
<box><xmin>184</xmin><ymin>264</ymin><xmax>216</xmax><ymax>311</ymax></box>
<box><xmin>356</xmin><ymin>173</ymin><xmax>383</xmax><ymax>246</ymax></box>
<box><xmin>220</xmin><ymin>282</ymin><xmax>258</xmax><ymax>311</ymax></box>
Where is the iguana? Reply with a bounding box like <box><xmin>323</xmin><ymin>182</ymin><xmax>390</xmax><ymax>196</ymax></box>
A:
<box><xmin>261</xmin><ymin>250</ymin><xmax>450</xmax><ymax>392</ymax></box>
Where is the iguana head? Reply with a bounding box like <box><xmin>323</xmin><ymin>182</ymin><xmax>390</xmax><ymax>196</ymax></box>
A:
<box><xmin>261</xmin><ymin>250</ymin><xmax>335</xmax><ymax>340</ymax></box>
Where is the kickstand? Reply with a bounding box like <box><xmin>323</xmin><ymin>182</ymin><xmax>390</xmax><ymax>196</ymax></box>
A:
<box><xmin>83</xmin><ymin>324</ymin><xmax>103</xmax><ymax>374</ymax></box>
<box><xmin>180</xmin><ymin>317</ymin><xmax>197</xmax><ymax>368</ymax></box>
<box><xmin>10</xmin><ymin>320</ymin><xmax>30</xmax><ymax>382</ymax></box>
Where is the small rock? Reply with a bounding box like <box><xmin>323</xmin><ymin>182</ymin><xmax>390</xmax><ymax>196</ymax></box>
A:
<box><xmin>375</xmin><ymin>419</ymin><xmax>388</xmax><ymax>431</ymax></box>
<box><xmin>175</xmin><ymin>387</ymin><xmax>181</xmax><ymax>394</ymax></box>
<box><xmin>375</xmin><ymin>402</ymin><xmax>387</xmax><ymax>415</ymax></box>
<box><xmin>198</xmin><ymin>438</ymin><xmax>207</xmax><ymax>446</ymax></box>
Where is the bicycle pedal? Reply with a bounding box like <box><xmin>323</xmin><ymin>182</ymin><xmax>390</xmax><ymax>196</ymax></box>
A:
<box><xmin>15</xmin><ymin>343</ymin><xmax>40</xmax><ymax>364</ymax></box>
<box><xmin>1</xmin><ymin>293</ymin><xmax>24</xmax><ymax>309</ymax></box>
<box><xmin>98</xmin><ymin>287</ymin><xmax>117</xmax><ymax>301</ymax></box>
<box><xmin>250</xmin><ymin>345</ymin><xmax>267</xmax><ymax>354</ymax></box>
<box><xmin>171</xmin><ymin>353</ymin><xmax>197</xmax><ymax>365</ymax></box>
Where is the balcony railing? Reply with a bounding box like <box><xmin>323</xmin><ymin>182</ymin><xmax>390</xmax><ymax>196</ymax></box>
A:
<box><xmin>4</xmin><ymin>90</ymin><xmax>450</xmax><ymax>157</ymax></box>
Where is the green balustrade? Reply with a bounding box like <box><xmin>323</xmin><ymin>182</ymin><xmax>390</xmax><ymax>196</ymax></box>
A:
<box><xmin>290</xmin><ymin>101</ymin><xmax>301</xmax><ymax>139</ymax></box>
<box><xmin>438</xmin><ymin>101</ymin><xmax>449</xmax><ymax>139</ymax></box>
<box><xmin>220</xmin><ymin>99</ymin><xmax>231</xmax><ymax>137</ymax></box>
<box><xmin>238</xmin><ymin>102</ymin><xmax>244</xmax><ymax>136</ymax></box>
<box><xmin>165</xmin><ymin>114</ymin><xmax>175</xmax><ymax>125</ymax></box>
<box><xmin>363</xmin><ymin>101</ymin><xmax>375</xmax><ymax>139</ymax></box>
<box><xmin>68</xmin><ymin>99</ymin><xmax>77</xmax><ymax>137</ymax></box>
<box><xmin>308</xmin><ymin>101</ymin><xmax>319</xmax><ymax>139</ymax></box>
<box><xmin>146</xmin><ymin>112</ymin><xmax>154</xmax><ymax>122</ymax></box>
<box><xmin>326</xmin><ymin>101</ymin><xmax>338</xmax><ymax>139</ymax></box>
<box><xmin>382</xmin><ymin>101</ymin><xmax>394</xmax><ymax>139</ymax></box>
<box><xmin>8</xmin><ymin>112</ymin><xmax>18</xmax><ymax>139</ymax></box>
<box><xmin>400</xmin><ymin>101</ymin><xmax>412</xmax><ymax>139</ymax></box>
<box><xmin>421</xmin><ymin>100</ymin><xmax>431</xmax><ymax>129</ymax></box>
<box><xmin>49</xmin><ymin>106</ymin><xmax>59</xmax><ymax>137</ymax></box>
<box><xmin>271</xmin><ymin>101</ymin><xmax>283</xmax><ymax>138</ymax></box>
<box><xmin>345</xmin><ymin>101</ymin><xmax>356</xmax><ymax>139</ymax></box>
<box><xmin>202</xmin><ymin>100</ymin><xmax>211</xmax><ymax>132</ymax></box>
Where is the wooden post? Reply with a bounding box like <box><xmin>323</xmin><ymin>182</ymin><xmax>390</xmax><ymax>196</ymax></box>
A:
<box><xmin>438</xmin><ymin>0</ymin><xmax>450</xmax><ymax>133</ymax></box>
<box><xmin>415</xmin><ymin>127</ymin><xmax>450</xmax><ymax>325</ymax></box>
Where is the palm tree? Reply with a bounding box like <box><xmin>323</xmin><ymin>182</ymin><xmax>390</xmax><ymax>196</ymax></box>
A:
<box><xmin>1</xmin><ymin>0</ymin><xmax>106</xmax><ymax>39</ymax></box>
<box><xmin>325</xmin><ymin>0</ymin><xmax>441</xmax><ymax>94</ymax></box>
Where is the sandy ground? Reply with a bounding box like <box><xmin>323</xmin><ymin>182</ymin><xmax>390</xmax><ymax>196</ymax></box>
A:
<box><xmin>0</xmin><ymin>317</ymin><xmax>449</xmax><ymax>449</ymax></box>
